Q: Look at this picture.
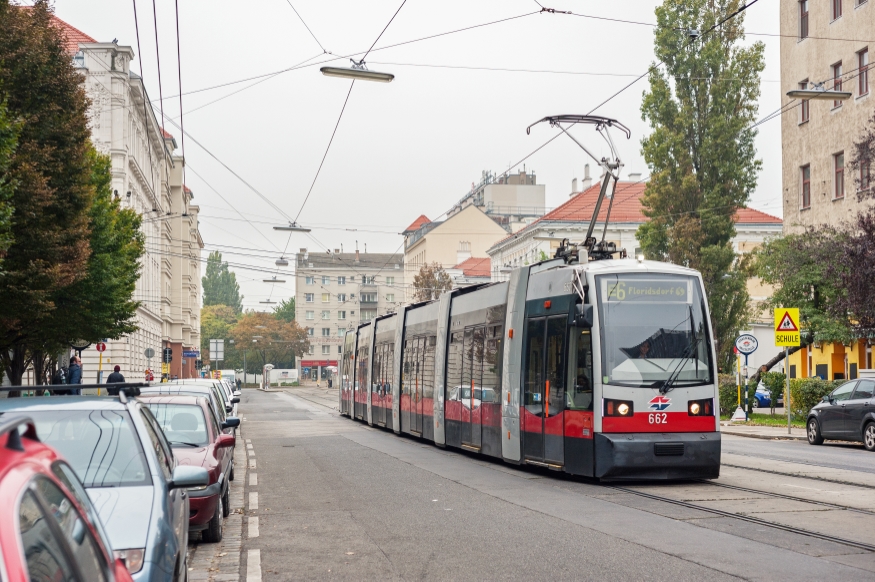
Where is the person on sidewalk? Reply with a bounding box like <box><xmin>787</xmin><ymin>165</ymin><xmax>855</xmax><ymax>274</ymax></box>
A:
<box><xmin>106</xmin><ymin>365</ymin><xmax>125</xmax><ymax>395</ymax></box>
<box><xmin>67</xmin><ymin>355</ymin><xmax>83</xmax><ymax>395</ymax></box>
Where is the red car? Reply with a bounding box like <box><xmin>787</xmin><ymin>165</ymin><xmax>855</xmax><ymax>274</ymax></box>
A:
<box><xmin>139</xmin><ymin>395</ymin><xmax>237</xmax><ymax>543</ymax></box>
<box><xmin>0</xmin><ymin>414</ymin><xmax>133</xmax><ymax>582</ymax></box>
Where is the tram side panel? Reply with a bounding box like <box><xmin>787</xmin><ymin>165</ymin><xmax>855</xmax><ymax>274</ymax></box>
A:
<box><xmin>399</xmin><ymin>301</ymin><xmax>440</xmax><ymax>439</ymax></box>
<box><xmin>340</xmin><ymin>329</ymin><xmax>357</xmax><ymax>416</ymax></box>
<box><xmin>371</xmin><ymin>314</ymin><xmax>398</xmax><ymax>429</ymax></box>
<box><xmin>353</xmin><ymin>323</ymin><xmax>371</xmax><ymax>421</ymax></box>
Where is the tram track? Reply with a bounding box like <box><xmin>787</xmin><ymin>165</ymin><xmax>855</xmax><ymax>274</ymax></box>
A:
<box><xmin>694</xmin><ymin>479</ymin><xmax>875</xmax><ymax>516</ymax></box>
<box><xmin>605</xmin><ymin>484</ymin><xmax>875</xmax><ymax>553</ymax></box>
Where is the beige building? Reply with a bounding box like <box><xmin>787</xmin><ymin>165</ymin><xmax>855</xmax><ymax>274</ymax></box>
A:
<box><xmin>57</xmin><ymin>18</ymin><xmax>203</xmax><ymax>381</ymax></box>
<box><xmin>781</xmin><ymin>0</ymin><xmax>873</xmax><ymax>231</ymax></box>
<box><xmin>402</xmin><ymin>205</ymin><xmax>508</xmax><ymax>303</ymax></box>
<box><xmin>295</xmin><ymin>248</ymin><xmax>403</xmax><ymax>379</ymax></box>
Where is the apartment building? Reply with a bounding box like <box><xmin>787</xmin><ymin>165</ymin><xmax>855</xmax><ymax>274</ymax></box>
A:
<box><xmin>295</xmin><ymin>248</ymin><xmax>403</xmax><ymax>378</ymax></box>
<box><xmin>781</xmin><ymin>0</ymin><xmax>872</xmax><ymax>231</ymax></box>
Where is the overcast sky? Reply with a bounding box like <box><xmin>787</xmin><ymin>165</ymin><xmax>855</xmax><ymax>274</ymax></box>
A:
<box><xmin>51</xmin><ymin>0</ymin><xmax>782</xmax><ymax>311</ymax></box>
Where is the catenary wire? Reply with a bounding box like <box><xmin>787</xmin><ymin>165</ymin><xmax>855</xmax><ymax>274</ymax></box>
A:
<box><xmin>362</xmin><ymin>0</ymin><xmax>408</xmax><ymax>62</ymax></box>
<box><xmin>150</xmin><ymin>0</ymin><xmax>165</xmax><ymax>133</ymax></box>
<box><xmin>173</xmin><ymin>0</ymin><xmax>186</xmax><ymax>187</ymax></box>
<box><xmin>282</xmin><ymin>0</ymin><xmax>329</xmax><ymax>53</ymax></box>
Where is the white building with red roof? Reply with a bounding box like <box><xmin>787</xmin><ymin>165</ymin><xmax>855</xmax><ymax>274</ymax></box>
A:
<box><xmin>53</xmin><ymin>15</ymin><xmax>203</xmax><ymax>381</ymax></box>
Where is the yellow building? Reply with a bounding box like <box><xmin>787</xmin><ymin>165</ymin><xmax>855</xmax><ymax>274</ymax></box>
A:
<box><xmin>786</xmin><ymin>341</ymin><xmax>872</xmax><ymax>381</ymax></box>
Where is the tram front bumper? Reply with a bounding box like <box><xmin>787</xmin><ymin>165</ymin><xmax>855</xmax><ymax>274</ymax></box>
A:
<box><xmin>594</xmin><ymin>431</ymin><xmax>721</xmax><ymax>481</ymax></box>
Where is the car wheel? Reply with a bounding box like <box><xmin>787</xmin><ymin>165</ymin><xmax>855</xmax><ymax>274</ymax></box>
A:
<box><xmin>222</xmin><ymin>484</ymin><xmax>230</xmax><ymax>518</ymax></box>
<box><xmin>202</xmin><ymin>496</ymin><xmax>224</xmax><ymax>543</ymax></box>
<box><xmin>807</xmin><ymin>418</ymin><xmax>824</xmax><ymax>445</ymax></box>
<box><xmin>864</xmin><ymin>422</ymin><xmax>875</xmax><ymax>452</ymax></box>
<box><xmin>229</xmin><ymin>464</ymin><xmax>235</xmax><ymax>482</ymax></box>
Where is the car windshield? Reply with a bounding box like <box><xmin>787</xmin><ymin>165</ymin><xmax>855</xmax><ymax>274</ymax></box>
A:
<box><xmin>18</xmin><ymin>410</ymin><xmax>151</xmax><ymax>488</ymax></box>
<box><xmin>597</xmin><ymin>273</ymin><xmax>714</xmax><ymax>388</ymax></box>
<box><xmin>145</xmin><ymin>403</ymin><xmax>209</xmax><ymax>447</ymax></box>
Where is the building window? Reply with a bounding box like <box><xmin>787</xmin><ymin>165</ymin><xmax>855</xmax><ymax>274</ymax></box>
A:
<box><xmin>801</xmin><ymin>164</ymin><xmax>811</xmax><ymax>208</ymax></box>
<box><xmin>350</xmin><ymin>311</ymin><xmax>355</xmax><ymax>317</ymax></box>
<box><xmin>386</xmin><ymin>276</ymin><xmax>394</xmax><ymax>285</ymax></box>
<box><xmin>361</xmin><ymin>293</ymin><xmax>377</xmax><ymax>302</ymax></box>
<box><xmin>307</xmin><ymin>327</ymin><xmax>314</xmax><ymax>336</ymax></box>
<box><xmin>338</xmin><ymin>310</ymin><xmax>346</xmax><ymax>320</ymax></box>
<box><xmin>361</xmin><ymin>309</ymin><xmax>377</xmax><ymax>320</ymax></box>
<box><xmin>799</xmin><ymin>80</ymin><xmax>809</xmax><ymax>122</ymax></box>
<box><xmin>305</xmin><ymin>293</ymin><xmax>314</xmax><ymax>303</ymax></box>
<box><xmin>321</xmin><ymin>293</ymin><xmax>330</xmax><ymax>302</ymax></box>
<box><xmin>337</xmin><ymin>276</ymin><xmax>346</xmax><ymax>285</ymax></box>
<box><xmin>799</xmin><ymin>1</ymin><xmax>809</xmax><ymax>39</ymax></box>
<box><xmin>322</xmin><ymin>345</ymin><xmax>331</xmax><ymax>355</ymax></box>
<box><xmin>308</xmin><ymin>345</ymin><xmax>314</xmax><ymax>355</ymax></box>
<box><xmin>338</xmin><ymin>345</ymin><xmax>343</xmax><ymax>354</ymax></box>
<box><xmin>860</xmin><ymin>48</ymin><xmax>870</xmax><ymax>96</ymax></box>
<box><xmin>322</xmin><ymin>328</ymin><xmax>331</xmax><ymax>337</ymax></box>
<box><xmin>386</xmin><ymin>294</ymin><xmax>394</xmax><ymax>302</ymax></box>
<box><xmin>306</xmin><ymin>310</ymin><xmax>314</xmax><ymax>320</ymax></box>
<box><xmin>322</xmin><ymin>276</ymin><xmax>330</xmax><ymax>285</ymax></box>
<box><xmin>338</xmin><ymin>293</ymin><xmax>347</xmax><ymax>302</ymax></box>
<box><xmin>833</xmin><ymin>62</ymin><xmax>843</xmax><ymax>108</ymax></box>
<box><xmin>321</xmin><ymin>310</ymin><xmax>330</xmax><ymax>320</ymax></box>
<box><xmin>362</xmin><ymin>276</ymin><xmax>374</xmax><ymax>285</ymax></box>
<box><xmin>832</xmin><ymin>0</ymin><xmax>843</xmax><ymax>19</ymax></box>
<box><xmin>337</xmin><ymin>328</ymin><xmax>345</xmax><ymax>336</ymax></box>
<box><xmin>835</xmin><ymin>152</ymin><xmax>845</xmax><ymax>199</ymax></box>
<box><xmin>860</xmin><ymin>158</ymin><xmax>871</xmax><ymax>191</ymax></box>
<box><xmin>305</xmin><ymin>276</ymin><xmax>314</xmax><ymax>285</ymax></box>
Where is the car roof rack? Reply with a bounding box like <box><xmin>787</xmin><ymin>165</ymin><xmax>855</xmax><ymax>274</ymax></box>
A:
<box><xmin>0</xmin><ymin>414</ymin><xmax>41</xmax><ymax>451</ymax></box>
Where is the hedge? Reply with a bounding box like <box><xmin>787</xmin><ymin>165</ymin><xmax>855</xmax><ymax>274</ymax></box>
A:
<box><xmin>718</xmin><ymin>374</ymin><xmax>755</xmax><ymax>416</ymax></box>
<box><xmin>788</xmin><ymin>378</ymin><xmax>842</xmax><ymax>419</ymax></box>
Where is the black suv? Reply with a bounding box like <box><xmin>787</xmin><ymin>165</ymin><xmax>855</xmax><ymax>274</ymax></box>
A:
<box><xmin>807</xmin><ymin>379</ymin><xmax>875</xmax><ymax>450</ymax></box>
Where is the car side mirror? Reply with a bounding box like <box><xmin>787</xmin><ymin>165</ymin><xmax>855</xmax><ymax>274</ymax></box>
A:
<box><xmin>225</xmin><ymin>405</ymin><xmax>233</xmax><ymax>413</ymax></box>
<box><xmin>216</xmin><ymin>434</ymin><xmax>235</xmax><ymax>449</ymax></box>
<box><xmin>169</xmin><ymin>465</ymin><xmax>209</xmax><ymax>489</ymax></box>
<box><xmin>231</xmin><ymin>397</ymin><xmax>240</xmax><ymax>404</ymax></box>
<box><xmin>572</xmin><ymin>304</ymin><xmax>593</xmax><ymax>328</ymax></box>
<box><xmin>822</xmin><ymin>395</ymin><xmax>830</xmax><ymax>402</ymax></box>
<box><xmin>222</xmin><ymin>417</ymin><xmax>240</xmax><ymax>429</ymax></box>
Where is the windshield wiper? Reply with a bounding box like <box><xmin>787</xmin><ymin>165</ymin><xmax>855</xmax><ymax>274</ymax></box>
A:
<box><xmin>659</xmin><ymin>335</ymin><xmax>704</xmax><ymax>394</ymax></box>
<box><xmin>169</xmin><ymin>440</ymin><xmax>200</xmax><ymax>447</ymax></box>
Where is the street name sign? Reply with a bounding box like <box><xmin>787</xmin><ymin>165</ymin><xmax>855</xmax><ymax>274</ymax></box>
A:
<box><xmin>735</xmin><ymin>334</ymin><xmax>758</xmax><ymax>355</ymax></box>
<box><xmin>774</xmin><ymin>308</ymin><xmax>801</xmax><ymax>346</ymax></box>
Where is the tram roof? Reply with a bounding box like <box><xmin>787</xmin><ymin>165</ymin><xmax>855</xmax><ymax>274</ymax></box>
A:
<box><xmin>573</xmin><ymin>258</ymin><xmax>701</xmax><ymax>278</ymax></box>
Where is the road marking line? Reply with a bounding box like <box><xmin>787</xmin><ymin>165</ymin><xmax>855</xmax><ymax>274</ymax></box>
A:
<box><xmin>247</xmin><ymin>549</ymin><xmax>261</xmax><ymax>582</ymax></box>
<box><xmin>249</xmin><ymin>459</ymin><xmax>256</xmax><ymax>469</ymax></box>
<box><xmin>250</xmin><ymin>472</ymin><xmax>258</xmax><ymax>486</ymax></box>
<box><xmin>249</xmin><ymin>491</ymin><xmax>258</xmax><ymax>510</ymax></box>
<box><xmin>249</xmin><ymin>516</ymin><xmax>259</xmax><ymax>538</ymax></box>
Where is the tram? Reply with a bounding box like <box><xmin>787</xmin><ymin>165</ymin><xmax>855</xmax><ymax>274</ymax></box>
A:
<box><xmin>339</xmin><ymin>116</ymin><xmax>720</xmax><ymax>480</ymax></box>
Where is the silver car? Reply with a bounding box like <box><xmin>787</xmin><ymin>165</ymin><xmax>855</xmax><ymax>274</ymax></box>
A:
<box><xmin>0</xmin><ymin>388</ymin><xmax>208</xmax><ymax>581</ymax></box>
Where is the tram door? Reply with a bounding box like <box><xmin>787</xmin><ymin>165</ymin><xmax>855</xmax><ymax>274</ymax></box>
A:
<box><xmin>523</xmin><ymin>316</ymin><xmax>566</xmax><ymax>465</ymax></box>
<box><xmin>461</xmin><ymin>327</ymin><xmax>485</xmax><ymax>449</ymax></box>
<box><xmin>372</xmin><ymin>346</ymin><xmax>386</xmax><ymax>426</ymax></box>
<box><xmin>411</xmin><ymin>338</ymin><xmax>424</xmax><ymax>434</ymax></box>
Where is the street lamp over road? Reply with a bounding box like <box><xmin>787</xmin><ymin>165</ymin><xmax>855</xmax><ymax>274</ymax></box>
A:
<box><xmin>320</xmin><ymin>60</ymin><xmax>394</xmax><ymax>83</ymax></box>
<box><xmin>786</xmin><ymin>83</ymin><xmax>851</xmax><ymax>100</ymax></box>
<box><xmin>273</xmin><ymin>222</ymin><xmax>311</xmax><ymax>232</ymax></box>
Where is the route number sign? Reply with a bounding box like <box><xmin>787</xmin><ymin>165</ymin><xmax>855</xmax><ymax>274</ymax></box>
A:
<box><xmin>774</xmin><ymin>308</ymin><xmax>801</xmax><ymax>346</ymax></box>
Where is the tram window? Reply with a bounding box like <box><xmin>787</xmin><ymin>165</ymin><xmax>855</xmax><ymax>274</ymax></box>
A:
<box><xmin>483</xmin><ymin>326</ymin><xmax>503</xmax><ymax>403</ymax></box>
<box><xmin>423</xmin><ymin>336</ymin><xmax>436</xmax><ymax>399</ymax></box>
<box><xmin>567</xmin><ymin>329</ymin><xmax>594</xmax><ymax>410</ymax></box>
<box><xmin>524</xmin><ymin>318</ymin><xmax>545</xmax><ymax>410</ymax></box>
<box><xmin>447</xmin><ymin>332</ymin><xmax>464</xmax><ymax>401</ymax></box>
<box><xmin>545</xmin><ymin>317</ymin><xmax>566</xmax><ymax>414</ymax></box>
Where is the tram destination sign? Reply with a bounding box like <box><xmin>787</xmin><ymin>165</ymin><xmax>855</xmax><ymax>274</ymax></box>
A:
<box><xmin>602</xmin><ymin>278</ymin><xmax>692</xmax><ymax>303</ymax></box>
<box><xmin>774</xmin><ymin>307</ymin><xmax>801</xmax><ymax>346</ymax></box>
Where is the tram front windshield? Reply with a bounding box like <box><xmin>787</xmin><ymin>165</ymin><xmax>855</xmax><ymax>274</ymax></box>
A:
<box><xmin>597</xmin><ymin>273</ymin><xmax>713</xmax><ymax>388</ymax></box>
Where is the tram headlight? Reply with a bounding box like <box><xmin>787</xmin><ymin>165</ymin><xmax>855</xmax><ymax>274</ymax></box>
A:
<box><xmin>688</xmin><ymin>398</ymin><xmax>714</xmax><ymax>416</ymax></box>
<box><xmin>604</xmin><ymin>399</ymin><xmax>634</xmax><ymax>417</ymax></box>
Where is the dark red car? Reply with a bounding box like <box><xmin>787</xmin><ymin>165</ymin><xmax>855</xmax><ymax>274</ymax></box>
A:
<box><xmin>138</xmin><ymin>395</ymin><xmax>237</xmax><ymax>543</ymax></box>
<box><xmin>0</xmin><ymin>414</ymin><xmax>133</xmax><ymax>582</ymax></box>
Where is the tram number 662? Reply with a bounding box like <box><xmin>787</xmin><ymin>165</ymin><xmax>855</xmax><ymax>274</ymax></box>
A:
<box><xmin>648</xmin><ymin>413</ymin><xmax>668</xmax><ymax>424</ymax></box>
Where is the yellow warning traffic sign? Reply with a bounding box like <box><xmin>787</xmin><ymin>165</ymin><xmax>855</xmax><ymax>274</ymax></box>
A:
<box><xmin>774</xmin><ymin>308</ymin><xmax>800</xmax><ymax>346</ymax></box>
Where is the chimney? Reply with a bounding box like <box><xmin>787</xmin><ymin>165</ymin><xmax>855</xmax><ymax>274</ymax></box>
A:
<box><xmin>571</xmin><ymin>177</ymin><xmax>578</xmax><ymax>197</ymax></box>
<box><xmin>334</xmin><ymin>248</ymin><xmax>340</xmax><ymax>254</ymax></box>
<box><xmin>580</xmin><ymin>164</ymin><xmax>593</xmax><ymax>191</ymax></box>
<box><xmin>628</xmin><ymin>172</ymin><xmax>642</xmax><ymax>182</ymax></box>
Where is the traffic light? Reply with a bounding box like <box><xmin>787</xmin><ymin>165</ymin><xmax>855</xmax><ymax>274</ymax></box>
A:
<box><xmin>162</xmin><ymin>348</ymin><xmax>173</xmax><ymax>363</ymax></box>
<box><xmin>195</xmin><ymin>359</ymin><xmax>203</xmax><ymax>369</ymax></box>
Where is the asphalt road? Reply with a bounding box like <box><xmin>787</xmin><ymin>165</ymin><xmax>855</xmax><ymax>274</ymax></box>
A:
<box><xmin>238</xmin><ymin>388</ymin><xmax>875</xmax><ymax>581</ymax></box>
<box><xmin>722</xmin><ymin>434</ymin><xmax>875</xmax><ymax>474</ymax></box>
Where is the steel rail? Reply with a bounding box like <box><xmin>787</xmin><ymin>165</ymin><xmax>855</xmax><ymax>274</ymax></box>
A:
<box><xmin>693</xmin><ymin>479</ymin><xmax>875</xmax><ymax>516</ymax></box>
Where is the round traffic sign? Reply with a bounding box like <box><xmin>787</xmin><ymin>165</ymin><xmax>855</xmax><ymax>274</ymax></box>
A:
<box><xmin>95</xmin><ymin>342</ymin><xmax>106</xmax><ymax>353</ymax></box>
<box><xmin>735</xmin><ymin>334</ymin><xmax>758</xmax><ymax>355</ymax></box>
<box><xmin>70</xmin><ymin>338</ymin><xmax>91</xmax><ymax>350</ymax></box>
<box><xmin>144</xmin><ymin>347</ymin><xmax>155</xmax><ymax>359</ymax></box>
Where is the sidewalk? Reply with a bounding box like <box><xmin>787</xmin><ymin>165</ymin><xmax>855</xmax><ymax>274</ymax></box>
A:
<box><xmin>720</xmin><ymin>421</ymin><xmax>807</xmax><ymax>441</ymax></box>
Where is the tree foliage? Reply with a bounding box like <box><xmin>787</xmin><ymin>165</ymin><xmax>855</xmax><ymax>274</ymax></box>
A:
<box><xmin>202</xmin><ymin>251</ymin><xmax>243</xmax><ymax>312</ymax></box>
<box><xmin>636</xmin><ymin>0</ymin><xmax>765</xmax><ymax>370</ymax></box>
<box><xmin>412</xmin><ymin>262</ymin><xmax>452</xmax><ymax>302</ymax></box>
<box><xmin>229</xmin><ymin>311</ymin><xmax>309</xmax><ymax>374</ymax></box>
<box><xmin>272</xmin><ymin>297</ymin><xmax>295</xmax><ymax>322</ymax></box>
<box><xmin>0</xmin><ymin>101</ymin><xmax>20</xmax><ymax>261</ymax></box>
<box><xmin>0</xmin><ymin>1</ymin><xmax>108</xmax><ymax>385</ymax></box>
<box><xmin>200</xmin><ymin>304</ymin><xmax>239</xmax><ymax>356</ymax></box>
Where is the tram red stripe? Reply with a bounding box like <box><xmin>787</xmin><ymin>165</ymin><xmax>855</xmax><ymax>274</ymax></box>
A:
<box><xmin>602</xmin><ymin>412</ymin><xmax>716</xmax><ymax>433</ymax></box>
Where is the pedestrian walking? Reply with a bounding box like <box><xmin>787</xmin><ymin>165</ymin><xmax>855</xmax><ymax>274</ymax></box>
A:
<box><xmin>67</xmin><ymin>355</ymin><xmax>83</xmax><ymax>395</ymax></box>
<box><xmin>106</xmin><ymin>365</ymin><xmax>125</xmax><ymax>395</ymax></box>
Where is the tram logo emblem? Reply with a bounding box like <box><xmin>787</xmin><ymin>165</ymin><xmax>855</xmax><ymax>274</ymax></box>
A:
<box><xmin>649</xmin><ymin>396</ymin><xmax>672</xmax><ymax>411</ymax></box>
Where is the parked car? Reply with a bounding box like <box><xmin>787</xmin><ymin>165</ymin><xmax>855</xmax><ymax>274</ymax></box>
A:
<box><xmin>807</xmin><ymin>379</ymin><xmax>875</xmax><ymax>450</ymax></box>
<box><xmin>170</xmin><ymin>379</ymin><xmax>239</xmax><ymax>418</ymax></box>
<box><xmin>139</xmin><ymin>395</ymin><xmax>238</xmax><ymax>542</ymax></box>
<box><xmin>0</xmin><ymin>414</ymin><xmax>134</xmax><ymax>582</ymax></box>
<box><xmin>0</xmin><ymin>386</ymin><xmax>209</xmax><ymax>581</ymax></box>
<box><xmin>752</xmin><ymin>382</ymin><xmax>783</xmax><ymax>408</ymax></box>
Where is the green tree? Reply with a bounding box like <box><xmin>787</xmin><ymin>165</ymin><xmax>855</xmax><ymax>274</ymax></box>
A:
<box><xmin>636</xmin><ymin>0</ymin><xmax>765</xmax><ymax>370</ymax></box>
<box><xmin>412</xmin><ymin>262</ymin><xmax>453</xmax><ymax>302</ymax></box>
<box><xmin>0</xmin><ymin>1</ymin><xmax>97</xmax><ymax>385</ymax></box>
<box><xmin>273</xmin><ymin>297</ymin><xmax>295</xmax><ymax>322</ymax></box>
<box><xmin>202</xmin><ymin>251</ymin><xmax>243</xmax><ymax>312</ymax></box>
<box><xmin>230</xmin><ymin>311</ymin><xmax>308</xmax><ymax>374</ymax></box>
<box><xmin>0</xmin><ymin>101</ymin><xmax>20</xmax><ymax>261</ymax></box>
<box><xmin>200</xmin><ymin>304</ymin><xmax>238</xmax><ymax>357</ymax></box>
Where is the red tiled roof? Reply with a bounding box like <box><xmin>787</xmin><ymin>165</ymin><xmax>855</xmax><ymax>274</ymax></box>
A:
<box><xmin>161</xmin><ymin>128</ymin><xmax>174</xmax><ymax>140</ymax></box>
<box><xmin>51</xmin><ymin>16</ymin><xmax>97</xmax><ymax>54</ymax></box>
<box><xmin>453</xmin><ymin>256</ymin><xmax>491</xmax><ymax>277</ymax></box>
<box><xmin>734</xmin><ymin>207</ymin><xmax>782</xmax><ymax>224</ymax></box>
<box><xmin>403</xmin><ymin>214</ymin><xmax>430</xmax><ymax>233</ymax></box>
